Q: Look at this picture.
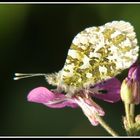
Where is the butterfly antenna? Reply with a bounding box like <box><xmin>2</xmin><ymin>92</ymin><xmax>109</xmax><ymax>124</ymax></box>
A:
<box><xmin>13</xmin><ymin>73</ymin><xmax>47</xmax><ymax>80</ymax></box>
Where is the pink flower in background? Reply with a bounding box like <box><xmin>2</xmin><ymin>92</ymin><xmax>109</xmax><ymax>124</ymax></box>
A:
<box><xmin>27</xmin><ymin>78</ymin><xmax>121</xmax><ymax>126</ymax></box>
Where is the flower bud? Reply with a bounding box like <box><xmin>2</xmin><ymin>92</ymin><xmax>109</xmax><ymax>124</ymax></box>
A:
<box><xmin>121</xmin><ymin>65</ymin><xmax>140</xmax><ymax>105</ymax></box>
<box><xmin>128</xmin><ymin>65</ymin><xmax>140</xmax><ymax>81</ymax></box>
<box><xmin>120</xmin><ymin>78</ymin><xmax>133</xmax><ymax>104</ymax></box>
<box><xmin>128</xmin><ymin>65</ymin><xmax>140</xmax><ymax>105</ymax></box>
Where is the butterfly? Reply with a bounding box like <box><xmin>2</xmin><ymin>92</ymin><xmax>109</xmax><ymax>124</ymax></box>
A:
<box><xmin>14</xmin><ymin>21</ymin><xmax>139</xmax><ymax>96</ymax></box>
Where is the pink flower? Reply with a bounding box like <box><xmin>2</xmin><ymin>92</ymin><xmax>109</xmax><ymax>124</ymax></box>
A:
<box><xmin>27</xmin><ymin>78</ymin><xmax>121</xmax><ymax>126</ymax></box>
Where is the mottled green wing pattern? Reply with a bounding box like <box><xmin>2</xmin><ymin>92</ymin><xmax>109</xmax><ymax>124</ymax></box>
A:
<box><xmin>61</xmin><ymin>21</ymin><xmax>139</xmax><ymax>92</ymax></box>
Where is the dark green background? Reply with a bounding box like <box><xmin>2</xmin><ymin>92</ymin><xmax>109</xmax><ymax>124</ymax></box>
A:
<box><xmin>1</xmin><ymin>4</ymin><xmax>140</xmax><ymax>136</ymax></box>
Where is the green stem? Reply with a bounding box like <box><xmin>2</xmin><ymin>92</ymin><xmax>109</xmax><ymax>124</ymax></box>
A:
<box><xmin>95</xmin><ymin>113</ymin><xmax>119</xmax><ymax>137</ymax></box>
<box><xmin>130</xmin><ymin>104</ymin><xmax>135</xmax><ymax>124</ymax></box>
<box><xmin>124</xmin><ymin>103</ymin><xmax>132</xmax><ymax>127</ymax></box>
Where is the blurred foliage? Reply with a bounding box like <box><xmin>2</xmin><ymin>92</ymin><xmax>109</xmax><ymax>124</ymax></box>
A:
<box><xmin>0</xmin><ymin>4</ymin><xmax>140</xmax><ymax>136</ymax></box>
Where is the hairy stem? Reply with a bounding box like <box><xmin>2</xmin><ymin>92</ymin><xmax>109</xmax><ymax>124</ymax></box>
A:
<box><xmin>130</xmin><ymin>104</ymin><xmax>135</xmax><ymax>124</ymax></box>
<box><xmin>95</xmin><ymin>114</ymin><xmax>119</xmax><ymax>137</ymax></box>
<box><xmin>124</xmin><ymin>103</ymin><xmax>132</xmax><ymax>127</ymax></box>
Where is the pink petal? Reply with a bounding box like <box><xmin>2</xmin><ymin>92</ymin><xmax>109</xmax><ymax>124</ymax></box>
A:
<box><xmin>27</xmin><ymin>87</ymin><xmax>78</xmax><ymax>108</ymax></box>
<box><xmin>90</xmin><ymin>78</ymin><xmax>121</xmax><ymax>103</ymax></box>
<box><xmin>83</xmin><ymin>97</ymin><xmax>105</xmax><ymax>116</ymax></box>
<box><xmin>74</xmin><ymin>96</ymin><xmax>105</xmax><ymax>126</ymax></box>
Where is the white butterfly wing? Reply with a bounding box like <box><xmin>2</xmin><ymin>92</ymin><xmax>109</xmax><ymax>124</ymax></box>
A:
<box><xmin>60</xmin><ymin>21</ymin><xmax>139</xmax><ymax>93</ymax></box>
